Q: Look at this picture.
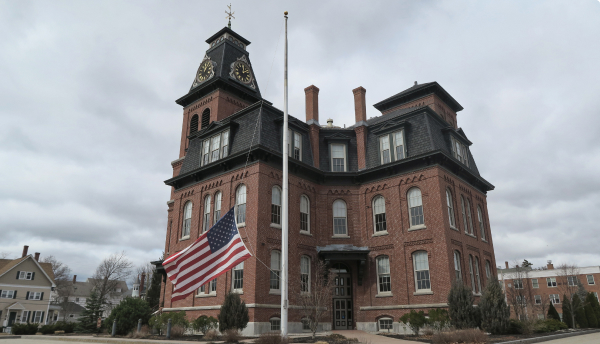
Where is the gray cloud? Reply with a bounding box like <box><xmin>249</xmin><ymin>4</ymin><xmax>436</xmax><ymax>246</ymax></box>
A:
<box><xmin>1</xmin><ymin>0</ymin><xmax>599</xmax><ymax>277</ymax></box>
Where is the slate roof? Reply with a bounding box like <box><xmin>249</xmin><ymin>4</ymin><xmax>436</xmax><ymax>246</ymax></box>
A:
<box><xmin>373</xmin><ymin>81</ymin><xmax>464</xmax><ymax>112</ymax></box>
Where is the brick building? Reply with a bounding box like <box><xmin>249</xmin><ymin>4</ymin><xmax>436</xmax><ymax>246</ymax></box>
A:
<box><xmin>156</xmin><ymin>26</ymin><xmax>497</xmax><ymax>335</ymax></box>
<box><xmin>498</xmin><ymin>261</ymin><xmax>600</xmax><ymax>321</ymax></box>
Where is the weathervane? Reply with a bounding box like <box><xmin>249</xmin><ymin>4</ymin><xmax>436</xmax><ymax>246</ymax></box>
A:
<box><xmin>225</xmin><ymin>4</ymin><xmax>235</xmax><ymax>29</ymax></box>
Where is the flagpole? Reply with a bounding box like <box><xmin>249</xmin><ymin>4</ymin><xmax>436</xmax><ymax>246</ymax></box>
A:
<box><xmin>281</xmin><ymin>10</ymin><xmax>289</xmax><ymax>338</ymax></box>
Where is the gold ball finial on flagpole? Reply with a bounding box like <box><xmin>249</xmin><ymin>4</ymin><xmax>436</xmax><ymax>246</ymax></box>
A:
<box><xmin>284</xmin><ymin>11</ymin><xmax>288</xmax><ymax>16</ymax></box>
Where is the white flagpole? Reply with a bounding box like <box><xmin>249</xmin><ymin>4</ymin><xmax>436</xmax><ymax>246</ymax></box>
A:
<box><xmin>281</xmin><ymin>10</ymin><xmax>289</xmax><ymax>338</ymax></box>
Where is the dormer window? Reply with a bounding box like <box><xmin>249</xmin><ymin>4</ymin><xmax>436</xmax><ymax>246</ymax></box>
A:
<box><xmin>379</xmin><ymin>130</ymin><xmax>406</xmax><ymax>165</ymax></box>
<box><xmin>287</xmin><ymin>130</ymin><xmax>302</xmax><ymax>161</ymax></box>
<box><xmin>451</xmin><ymin>137</ymin><xmax>469</xmax><ymax>166</ymax></box>
<box><xmin>201</xmin><ymin>130</ymin><xmax>230</xmax><ymax>166</ymax></box>
<box><xmin>331</xmin><ymin>144</ymin><xmax>346</xmax><ymax>172</ymax></box>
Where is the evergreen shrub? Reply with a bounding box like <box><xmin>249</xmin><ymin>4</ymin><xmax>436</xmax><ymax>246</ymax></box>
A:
<box><xmin>479</xmin><ymin>275</ymin><xmax>510</xmax><ymax>334</ymax></box>
<box><xmin>104</xmin><ymin>297</ymin><xmax>153</xmax><ymax>335</ymax></box>
<box><xmin>218</xmin><ymin>293</ymin><xmax>249</xmax><ymax>332</ymax></box>
<box><xmin>447</xmin><ymin>282</ymin><xmax>478</xmax><ymax>329</ymax></box>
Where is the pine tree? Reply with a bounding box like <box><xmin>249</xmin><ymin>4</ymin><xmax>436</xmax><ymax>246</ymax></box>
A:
<box><xmin>563</xmin><ymin>295</ymin><xmax>574</xmax><ymax>328</ymax></box>
<box><xmin>479</xmin><ymin>275</ymin><xmax>510</xmax><ymax>334</ymax></box>
<box><xmin>218</xmin><ymin>292</ymin><xmax>249</xmax><ymax>332</ymax></box>
<box><xmin>76</xmin><ymin>290</ymin><xmax>103</xmax><ymax>333</ymax></box>
<box><xmin>145</xmin><ymin>268</ymin><xmax>162</xmax><ymax>311</ymax></box>
<box><xmin>584</xmin><ymin>293</ymin><xmax>599</xmax><ymax>328</ymax></box>
<box><xmin>447</xmin><ymin>282</ymin><xmax>478</xmax><ymax>329</ymax></box>
<box><xmin>573</xmin><ymin>294</ymin><xmax>589</xmax><ymax>328</ymax></box>
<box><xmin>587</xmin><ymin>293</ymin><xmax>600</xmax><ymax>328</ymax></box>
<box><xmin>547</xmin><ymin>302</ymin><xmax>560</xmax><ymax>321</ymax></box>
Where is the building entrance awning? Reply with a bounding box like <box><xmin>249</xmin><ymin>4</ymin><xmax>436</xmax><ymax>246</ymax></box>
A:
<box><xmin>317</xmin><ymin>245</ymin><xmax>370</xmax><ymax>286</ymax></box>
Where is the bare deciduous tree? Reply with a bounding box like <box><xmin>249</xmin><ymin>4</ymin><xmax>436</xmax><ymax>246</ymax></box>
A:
<box><xmin>91</xmin><ymin>251</ymin><xmax>133</xmax><ymax>311</ymax></box>
<box><xmin>557</xmin><ymin>264</ymin><xmax>581</xmax><ymax>327</ymax></box>
<box><xmin>294</xmin><ymin>260</ymin><xmax>336</xmax><ymax>339</ymax></box>
<box><xmin>0</xmin><ymin>252</ymin><xmax>11</xmax><ymax>259</ymax></box>
<box><xmin>504</xmin><ymin>261</ymin><xmax>535</xmax><ymax>321</ymax></box>
<box><xmin>42</xmin><ymin>255</ymin><xmax>76</xmax><ymax>321</ymax></box>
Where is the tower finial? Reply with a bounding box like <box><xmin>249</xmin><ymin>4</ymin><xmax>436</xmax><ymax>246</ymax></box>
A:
<box><xmin>225</xmin><ymin>4</ymin><xmax>235</xmax><ymax>29</ymax></box>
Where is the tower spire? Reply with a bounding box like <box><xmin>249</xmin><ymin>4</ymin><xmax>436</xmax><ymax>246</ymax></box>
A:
<box><xmin>225</xmin><ymin>4</ymin><xmax>235</xmax><ymax>28</ymax></box>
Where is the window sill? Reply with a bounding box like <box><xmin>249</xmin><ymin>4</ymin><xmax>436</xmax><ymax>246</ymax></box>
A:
<box><xmin>332</xmin><ymin>235</ymin><xmax>351</xmax><ymax>239</ymax></box>
<box><xmin>232</xmin><ymin>290</ymin><xmax>244</xmax><ymax>294</ymax></box>
<box><xmin>269</xmin><ymin>290</ymin><xmax>281</xmax><ymax>295</ymax></box>
<box><xmin>482</xmin><ymin>239</ymin><xmax>488</xmax><ymax>243</ymax></box>
<box><xmin>270</xmin><ymin>224</ymin><xmax>282</xmax><ymax>229</ymax></box>
<box><xmin>413</xmin><ymin>290</ymin><xmax>433</xmax><ymax>295</ymax></box>
<box><xmin>450</xmin><ymin>226</ymin><xmax>459</xmax><ymax>231</ymax></box>
<box><xmin>408</xmin><ymin>224</ymin><xmax>427</xmax><ymax>231</ymax></box>
<box><xmin>237</xmin><ymin>223</ymin><xmax>246</xmax><ymax>228</ymax></box>
<box><xmin>472</xmin><ymin>293</ymin><xmax>482</xmax><ymax>297</ymax></box>
<box><xmin>465</xmin><ymin>233</ymin><xmax>477</xmax><ymax>238</ymax></box>
<box><xmin>376</xmin><ymin>293</ymin><xmax>393</xmax><ymax>298</ymax></box>
<box><xmin>196</xmin><ymin>293</ymin><xmax>217</xmax><ymax>298</ymax></box>
<box><xmin>180</xmin><ymin>236</ymin><xmax>190</xmax><ymax>241</ymax></box>
<box><xmin>300</xmin><ymin>231</ymin><xmax>313</xmax><ymax>236</ymax></box>
<box><xmin>372</xmin><ymin>231</ymin><xmax>389</xmax><ymax>237</ymax></box>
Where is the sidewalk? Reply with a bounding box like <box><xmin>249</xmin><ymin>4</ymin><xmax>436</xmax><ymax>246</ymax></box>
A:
<box><xmin>331</xmin><ymin>330</ymin><xmax>418</xmax><ymax>343</ymax></box>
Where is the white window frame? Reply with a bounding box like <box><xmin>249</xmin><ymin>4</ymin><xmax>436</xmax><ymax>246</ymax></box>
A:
<box><xmin>202</xmin><ymin>138</ymin><xmax>210</xmax><ymax>165</ymax></box>
<box><xmin>446</xmin><ymin>189</ymin><xmax>456</xmax><ymax>229</ymax></box>
<box><xmin>461</xmin><ymin>196</ymin><xmax>468</xmax><ymax>234</ymax></box>
<box><xmin>300</xmin><ymin>256</ymin><xmax>311</xmax><ymax>293</ymax></box>
<box><xmin>466</xmin><ymin>199</ymin><xmax>475</xmax><ymax>235</ymax></box>
<box><xmin>18</xmin><ymin>271</ymin><xmax>33</xmax><ymax>280</ymax></box>
<box><xmin>372</xmin><ymin>196</ymin><xmax>387</xmax><ymax>234</ymax></box>
<box><xmin>377</xmin><ymin>256</ymin><xmax>391</xmax><ymax>294</ymax></box>
<box><xmin>485</xmin><ymin>260</ymin><xmax>492</xmax><ymax>280</ymax></box>
<box><xmin>567</xmin><ymin>276</ymin><xmax>578</xmax><ymax>287</ymax></box>
<box><xmin>514</xmin><ymin>279</ymin><xmax>523</xmax><ymax>289</ymax></box>
<box><xmin>587</xmin><ymin>275</ymin><xmax>595</xmax><ymax>285</ymax></box>
<box><xmin>201</xmin><ymin>130</ymin><xmax>230</xmax><ymax>166</ymax></box>
<box><xmin>413</xmin><ymin>251</ymin><xmax>431</xmax><ymax>292</ymax></box>
<box><xmin>232</xmin><ymin>262</ymin><xmax>244</xmax><ymax>293</ymax></box>
<box><xmin>333</xmin><ymin>199</ymin><xmax>348</xmax><ymax>237</ymax></box>
<box><xmin>549</xmin><ymin>294</ymin><xmax>560</xmax><ymax>304</ymax></box>
<box><xmin>288</xmin><ymin>130</ymin><xmax>302</xmax><ymax>161</ymax></box>
<box><xmin>468</xmin><ymin>255</ymin><xmax>476</xmax><ymax>293</ymax></box>
<box><xmin>271</xmin><ymin>186</ymin><xmax>282</xmax><ymax>227</ymax></box>
<box><xmin>181</xmin><ymin>201</ymin><xmax>192</xmax><ymax>239</ymax></box>
<box><xmin>392</xmin><ymin>130</ymin><xmax>406</xmax><ymax>160</ymax></box>
<box><xmin>378</xmin><ymin>317</ymin><xmax>393</xmax><ymax>331</ymax></box>
<box><xmin>532</xmin><ymin>278</ymin><xmax>539</xmax><ymax>288</ymax></box>
<box><xmin>477</xmin><ymin>205</ymin><xmax>486</xmax><ymax>241</ymax></box>
<box><xmin>235</xmin><ymin>184</ymin><xmax>246</xmax><ymax>226</ymax></box>
<box><xmin>270</xmin><ymin>317</ymin><xmax>281</xmax><ymax>331</ymax></box>
<box><xmin>29</xmin><ymin>292</ymin><xmax>42</xmax><ymax>300</ymax></box>
<box><xmin>379</xmin><ymin>135</ymin><xmax>391</xmax><ymax>164</ymax></box>
<box><xmin>270</xmin><ymin>250</ymin><xmax>281</xmax><ymax>292</ymax></box>
<box><xmin>21</xmin><ymin>310</ymin><xmax>30</xmax><ymax>324</ymax></box>
<box><xmin>475</xmin><ymin>257</ymin><xmax>482</xmax><ymax>293</ymax></box>
<box><xmin>454</xmin><ymin>251</ymin><xmax>462</xmax><ymax>283</ymax></box>
<box><xmin>330</xmin><ymin>143</ymin><xmax>347</xmax><ymax>172</ymax></box>
<box><xmin>214</xmin><ymin>191</ymin><xmax>222</xmax><ymax>223</ymax></box>
<box><xmin>300</xmin><ymin>195</ymin><xmax>310</xmax><ymax>233</ymax></box>
<box><xmin>451</xmin><ymin>136</ymin><xmax>469</xmax><ymax>166</ymax></box>
<box><xmin>202</xmin><ymin>195</ymin><xmax>211</xmax><ymax>234</ymax></box>
<box><xmin>407</xmin><ymin>188</ymin><xmax>425</xmax><ymax>229</ymax></box>
<box><xmin>209</xmin><ymin>278</ymin><xmax>217</xmax><ymax>295</ymax></box>
<box><xmin>547</xmin><ymin>277</ymin><xmax>557</xmax><ymax>287</ymax></box>
<box><xmin>33</xmin><ymin>311</ymin><xmax>43</xmax><ymax>323</ymax></box>
<box><xmin>534</xmin><ymin>295</ymin><xmax>542</xmax><ymax>305</ymax></box>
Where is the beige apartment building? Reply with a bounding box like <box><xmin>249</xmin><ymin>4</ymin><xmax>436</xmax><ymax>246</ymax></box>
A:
<box><xmin>0</xmin><ymin>246</ymin><xmax>56</xmax><ymax>332</ymax></box>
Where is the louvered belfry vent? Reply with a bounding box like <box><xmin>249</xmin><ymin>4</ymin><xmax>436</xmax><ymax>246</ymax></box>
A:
<box><xmin>190</xmin><ymin>114</ymin><xmax>199</xmax><ymax>134</ymax></box>
<box><xmin>201</xmin><ymin>109</ymin><xmax>210</xmax><ymax>129</ymax></box>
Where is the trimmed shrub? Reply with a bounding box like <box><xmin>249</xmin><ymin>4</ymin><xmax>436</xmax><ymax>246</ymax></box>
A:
<box><xmin>399</xmin><ymin>310</ymin><xmax>427</xmax><ymax>336</ymax></box>
<box><xmin>191</xmin><ymin>315</ymin><xmax>218</xmax><ymax>334</ymax></box>
<box><xmin>507</xmin><ymin>319</ymin><xmax>524</xmax><ymax>335</ymax></box>
<box><xmin>40</xmin><ymin>324</ymin><xmax>56</xmax><ymax>334</ymax></box>
<box><xmin>104</xmin><ymin>297</ymin><xmax>153</xmax><ymax>335</ymax></box>
<box><xmin>479</xmin><ymin>275</ymin><xmax>510</xmax><ymax>334</ymax></box>
<box><xmin>11</xmin><ymin>323</ymin><xmax>39</xmax><ymax>335</ymax></box>
<box><xmin>447</xmin><ymin>282</ymin><xmax>478</xmax><ymax>329</ymax></box>
<box><xmin>535</xmin><ymin>319</ymin><xmax>568</xmax><ymax>333</ymax></box>
<box><xmin>218</xmin><ymin>293</ymin><xmax>249</xmax><ymax>332</ymax></box>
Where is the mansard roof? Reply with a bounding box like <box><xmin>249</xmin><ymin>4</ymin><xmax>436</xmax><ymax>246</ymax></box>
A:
<box><xmin>373</xmin><ymin>81</ymin><xmax>464</xmax><ymax>113</ymax></box>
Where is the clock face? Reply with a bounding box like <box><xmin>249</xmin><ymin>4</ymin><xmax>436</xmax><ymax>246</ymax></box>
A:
<box><xmin>233</xmin><ymin>61</ymin><xmax>252</xmax><ymax>84</ymax></box>
<box><xmin>196</xmin><ymin>60</ymin><xmax>213</xmax><ymax>83</ymax></box>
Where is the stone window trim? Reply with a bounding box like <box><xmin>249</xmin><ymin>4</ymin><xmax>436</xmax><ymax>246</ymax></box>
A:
<box><xmin>377</xmin><ymin>317</ymin><xmax>394</xmax><ymax>332</ymax></box>
<box><xmin>372</xmin><ymin>195</ymin><xmax>387</xmax><ymax>234</ymax></box>
<box><xmin>329</xmin><ymin>143</ymin><xmax>348</xmax><ymax>172</ymax></box>
<box><xmin>300</xmin><ymin>194</ymin><xmax>310</xmax><ymax>234</ymax></box>
<box><xmin>412</xmin><ymin>250</ymin><xmax>431</xmax><ymax>293</ymax></box>
<box><xmin>407</xmin><ymin>187</ymin><xmax>425</xmax><ymax>230</ymax></box>
<box><xmin>270</xmin><ymin>317</ymin><xmax>281</xmax><ymax>332</ymax></box>
<box><xmin>376</xmin><ymin>255</ymin><xmax>392</xmax><ymax>295</ymax></box>
<box><xmin>332</xmin><ymin>199</ymin><xmax>348</xmax><ymax>237</ymax></box>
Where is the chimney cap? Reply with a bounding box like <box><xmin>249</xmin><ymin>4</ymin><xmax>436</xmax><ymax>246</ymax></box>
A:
<box><xmin>327</xmin><ymin>118</ymin><xmax>333</xmax><ymax>127</ymax></box>
<box><xmin>414</xmin><ymin>81</ymin><xmax>418</xmax><ymax>86</ymax></box>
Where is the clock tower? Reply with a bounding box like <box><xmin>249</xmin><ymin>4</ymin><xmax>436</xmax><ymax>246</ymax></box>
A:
<box><xmin>175</xmin><ymin>27</ymin><xmax>262</xmax><ymax>158</ymax></box>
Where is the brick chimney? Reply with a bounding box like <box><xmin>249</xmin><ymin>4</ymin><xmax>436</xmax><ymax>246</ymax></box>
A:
<box><xmin>73</xmin><ymin>275</ymin><xmax>77</xmax><ymax>283</ymax></box>
<box><xmin>22</xmin><ymin>245</ymin><xmax>29</xmax><ymax>258</ymax></box>
<box><xmin>305</xmin><ymin>85</ymin><xmax>321</xmax><ymax>168</ymax></box>
<box><xmin>353</xmin><ymin>87</ymin><xmax>368</xmax><ymax>170</ymax></box>
<box><xmin>547</xmin><ymin>260</ymin><xmax>554</xmax><ymax>270</ymax></box>
<box><xmin>505</xmin><ymin>261</ymin><xmax>509</xmax><ymax>269</ymax></box>
<box><xmin>34</xmin><ymin>252</ymin><xmax>40</xmax><ymax>261</ymax></box>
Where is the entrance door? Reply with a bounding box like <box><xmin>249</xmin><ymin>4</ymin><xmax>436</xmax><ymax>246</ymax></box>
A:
<box><xmin>8</xmin><ymin>312</ymin><xmax>17</xmax><ymax>327</ymax></box>
<box><xmin>332</xmin><ymin>264</ymin><xmax>353</xmax><ymax>330</ymax></box>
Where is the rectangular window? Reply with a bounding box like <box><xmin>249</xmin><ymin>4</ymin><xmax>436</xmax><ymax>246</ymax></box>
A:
<box><xmin>270</xmin><ymin>251</ymin><xmax>281</xmax><ymax>291</ymax></box>
<box><xmin>210</xmin><ymin>134</ymin><xmax>221</xmax><ymax>162</ymax></box>
<box><xmin>550</xmin><ymin>294</ymin><xmax>560</xmax><ymax>304</ymax></box>
<box><xmin>294</xmin><ymin>132</ymin><xmax>302</xmax><ymax>160</ymax></box>
<box><xmin>202</xmin><ymin>139</ymin><xmax>210</xmax><ymax>165</ymax></box>
<box><xmin>594</xmin><ymin>292</ymin><xmax>599</xmax><ymax>301</ymax></box>
<box><xmin>221</xmin><ymin>131</ymin><xmax>229</xmax><ymax>158</ymax></box>
<box><xmin>21</xmin><ymin>311</ymin><xmax>30</xmax><ymax>324</ymax></box>
<box><xmin>302</xmin><ymin>318</ymin><xmax>310</xmax><ymax>330</ymax></box>
<box><xmin>301</xmin><ymin>256</ymin><xmax>310</xmax><ymax>293</ymax></box>
<box><xmin>331</xmin><ymin>144</ymin><xmax>346</xmax><ymax>172</ymax></box>
<box><xmin>18</xmin><ymin>271</ymin><xmax>33</xmax><ymax>280</ymax></box>
<box><xmin>1</xmin><ymin>290</ymin><xmax>15</xmax><ymax>298</ymax></box>
<box><xmin>514</xmin><ymin>279</ymin><xmax>523</xmax><ymax>289</ymax></box>
<box><xmin>201</xmin><ymin>130</ymin><xmax>229</xmax><ymax>166</ymax></box>
<box><xmin>547</xmin><ymin>277</ymin><xmax>557</xmax><ymax>287</ymax></box>
<box><xmin>233</xmin><ymin>262</ymin><xmax>244</xmax><ymax>292</ymax></box>
<box><xmin>393</xmin><ymin>130</ymin><xmax>405</xmax><ymax>160</ymax></box>
<box><xmin>379</xmin><ymin>135</ymin><xmax>391</xmax><ymax>164</ymax></box>
<box><xmin>567</xmin><ymin>276</ymin><xmax>578</xmax><ymax>286</ymax></box>
<box><xmin>33</xmin><ymin>311</ymin><xmax>43</xmax><ymax>323</ymax></box>
<box><xmin>454</xmin><ymin>251</ymin><xmax>462</xmax><ymax>282</ymax></box>
<box><xmin>379</xmin><ymin>318</ymin><xmax>393</xmax><ymax>331</ymax></box>
<box><xmin>270</xmin><ymin>318</ymin><xmax>281</xmax><ymax>331</ymax></box>
<box><xmin>532</xmin><ymin>279</ymin><xmax>539</xmax><ymax>288</ymax></box>
<box><xmin>587</xmin><ymin>275</ymin><xmax>595</xmax><ymax>285</ymax></box>
<box><xmin>210</xmin><ymin>279</ymin><xmax>217</xmax><ymax>294</ymax></box>
<box><xmin>413</xmin><ymin>252</ymin><xmax>431</xmax><ymax>291</ymax></box>
<box><xmin>451</xmin><ymin>137</ymin><xmax>469</xmax><ymax>166</ymax></box>
<box><xmin>198</xmin><ymin>285</ymin><xmax>206</xmax><ymax>294</ymax></box>
<box><xmin>517</xmin><ymin>296</ymin><xmax>526</xmax><ymax>306</ymax></box>
<box><xmin>29</xmin><ymin>292</ymin><xmax>42</xmax><ymax>300</ymax></box>
<box><xmin>377</xmin><ymin>257</ymin><xmax>391</xmax><ymax>293</ymax></box>
<box><xmin>535</xmin><ymin>295</ymin><xmax>542</xmax><ymax>305</ymax></box>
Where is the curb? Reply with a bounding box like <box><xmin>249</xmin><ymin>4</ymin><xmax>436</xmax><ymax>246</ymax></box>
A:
<box><xmin>0</xmin><ymin>337</ymin><xmax>21</xmax><ymax>340</ymax></box>
<box><xmin>497</xmin><ymin>329</ymin><xmax>600</xmax><ymax>344</ymax></box>
<box><xmin>21</xmin><ymin>336</ymin><xmax>203</xmax><ymax>344</ymax></box>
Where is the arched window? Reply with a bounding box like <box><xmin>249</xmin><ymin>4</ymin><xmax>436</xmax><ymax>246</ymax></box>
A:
<box><xmin>485</xmin><ymin>260</ymin><xmax>492</xmax><ymax>281</ymax></box>
<box><xmin>235</xmin><ymin>184</ymin><xmax>246</xmax><ymax>225</ymax></box>
<box><xmin>202</xmin><ymin>195</ymin><xmax>211</xmax><ymax>233</ymax></box>
<box><xmin>413</xmin><ymin>251</ymin><xmax>431</xmax><ymax>291</ymax></box>
<box><xmin>475</xmin><ymin>257</ymin><xmax>482</xmax><ymax>292</ymax></box>
<box><xmin>477</xmin><ymin>206</ymin><xmax>487</xmax><ymax>241</ymax></box>
<box><xmin>300</xmin><ymin>195</ymin><xmax>310</xmax><ymax>233</ymax></box>
<box><xmin>408</xmin><ymin>188</ymin><xmax>424</xmax><ymax>228</ymax></box>
<box><xmin>300</xmin><ymin>256</ymin><xmax>310</xmax><ymax>293</ymax></box>
<box><xmin>466</xmin><ymin>199</ymin><xmax>474</xmax><ymax>235</ymax></box>
<box><xmin>201</xmin><ymin>109</ymin><xmax>210</xmax><ymax>129</ymax></box>
<box><xmin>373</xmin><ymin>196</ymin><xmax>387</xmax><ymax>233</ymax></box>
<box><xmin>270</xmin><ymin>250</ymin><xmax>281</xmax><ymax>291</ymax></box>
<box><xmin>469</xmin><ymin>255</ymin><xmax>476</xmax><ymax>293</ymax></box>
<box><xmin>270</xmin><ymin>317</ymin><xmax>281</xmax><ymax>331</ymax></box>
<box><xmin>454</xmin><ymin>251</ymin><xmax>462</xmax><ymax>282</ymax></box>
<box><xmin>377</xmin><ymin>256</ymin><xmax>391</xmax><ymax>294</ymax></box>
<box><xmin>214</xmin><ymin>191</ymin><xmax>222</xmax><ymax>223</ymax></box>
<box><xmin>446</xmin><ymin>189</ymin><xmax>456</xmax><ymax>228</ymax></box>
<box><xmin>182</xmin><ymin>202</ymin><xmax>192</xmax><ymax>238</ymax></box>
<box><xmin>189</xmin><ymin>114</ymin><xmax>199</xmax><ymax>134</ymax></box>
<box><xmin>271</xmin><ymin>186</ymin><xmax>282</xmax><ymax>225</ymax></box>
<box><xmin>333</xmin><ymin>200</ymin><xmax>347</xmax><ymax>236</ymax></box>
<box><xmin>461</xmin><ymin>196</ymin><xmax>468</xmax><ymax>234</ymax></box>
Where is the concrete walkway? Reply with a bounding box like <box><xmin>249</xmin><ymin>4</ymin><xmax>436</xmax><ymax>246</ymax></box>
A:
<box><xmin>331</xmin><ymin>330</ymin><xmax>416</xmax><ymax>343</ymax></box>
<box><xmin>532</xmin><ymin>331</ymin><xmax>600</xmax><ymax>344</ymax></box>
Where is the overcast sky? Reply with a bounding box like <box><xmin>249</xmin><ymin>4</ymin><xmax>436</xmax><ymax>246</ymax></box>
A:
<box><xmin>1</xmin><ymin>1</ymin><xmax>599</xmax><ymax>280</ymax></box>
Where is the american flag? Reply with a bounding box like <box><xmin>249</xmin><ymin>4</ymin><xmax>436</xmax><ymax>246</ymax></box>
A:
<box><xmin>163</xmin><ymin>207</ymin><xmax>251</xmax><ymax>302</ymax></box>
